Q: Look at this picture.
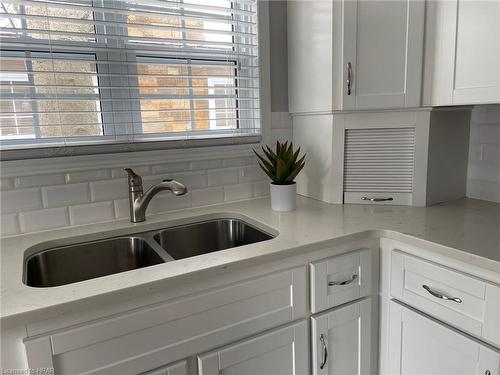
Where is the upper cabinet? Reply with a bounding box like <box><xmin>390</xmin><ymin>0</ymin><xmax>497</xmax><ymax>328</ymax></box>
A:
<box><xmin>423</xmin><ymin>0</ymin><xmax>500</xmax><ymax>106</ymax></box>
<box><xmin>287</xmin><ymin>0</ymin><xmax>425</xmax><ymax>114</ymax></box>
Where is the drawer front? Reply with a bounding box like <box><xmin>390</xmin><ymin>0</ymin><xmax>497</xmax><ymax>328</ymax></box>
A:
<box><xmin>344</xmin><ymin>192</ymin><xmax>412</xmax><ymax>206</ymax></box>
<box><xmin>391</xmin><ymin>251</ymin><xmax>500</xmax><ymax>347</ymax></box>
<box><xmin>310</xmin><ymin>249</ymin><xmax>371</xmax><ymax>313</ymax></box>
<box><xmin>24</xmin><ymin>267</ymin><xmax>307</xmax><ymax>375</ymax></box>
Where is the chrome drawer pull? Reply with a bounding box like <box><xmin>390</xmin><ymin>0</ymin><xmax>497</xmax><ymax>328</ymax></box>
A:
<box><xmin>328</xmin><ymin>274</ymin><xmax>358</xmax><ymax>286</ymax></box>
<box><xmin>361</xmin><ymin>197</ymin><xmax>394</xmax><ymax>202</ymax></box>
<box><xmin>422</xmin><ymin>285</ymin><xmax>462</xmax><ymax>303</ymax></box>
<box><xmin>319</xmin><ymin>334</ymin><xmax>328</xmax><ymax>369</ymax></box>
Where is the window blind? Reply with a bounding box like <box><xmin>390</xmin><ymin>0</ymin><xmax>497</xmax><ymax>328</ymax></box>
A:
<box><xmin>0</xmin><ymin>0</ymin><xmax>260</xmax><ymax>152</ymax></box>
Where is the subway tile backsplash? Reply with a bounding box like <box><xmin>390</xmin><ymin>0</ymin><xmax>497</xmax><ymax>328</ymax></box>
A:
<box><xmin>466</xmin><ymin>105</ymin><xmax>500</xmax><ymax>203</ymax></box>
<box><xmin>0</xmin><ymin>113</ymin><xmax>291</xmax><ymax>236</ymax></box>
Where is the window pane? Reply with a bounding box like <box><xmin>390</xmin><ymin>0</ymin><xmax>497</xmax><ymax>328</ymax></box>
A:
<box><xmin>0</xmin><ymin>52</ymin><xmax>102</xmax><ymax>140</ymax></box>
<box><xmin>137</xmin><ymin>57</ymin><xmax>238</xmax><ymax>134</ymax></box>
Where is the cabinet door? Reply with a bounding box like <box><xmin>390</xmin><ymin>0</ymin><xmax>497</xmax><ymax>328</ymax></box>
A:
<box><xmin>388</xmin><ymin>301</ymin><xmax>500</xmax><ymax>375</ymax></box>
<box><xmin>142</xmin><ymin>360</ymin><xmax>187</xmax><ymax>375</ymax></box>
<box><xmin>341</xmin><ymin>0</ymin><xmax>425</xmax><ymax>110</ymax></box>
<box><xmin>424</xmin><ymin>1</ymin><xmax>500</xmax><ymax>105</ymax></box>
<box><xmin>311</xmin><ymin>298</ymin><xmax>373</xmax><ymax>375</ymax></box>
<box><xmin>197</xmin><ymin>321</ymin><xmax>309</xmax><ymax>375</ymax></box>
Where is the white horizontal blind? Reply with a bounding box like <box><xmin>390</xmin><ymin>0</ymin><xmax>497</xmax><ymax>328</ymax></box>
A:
<box><xmin>344</xmin><ymin>127</ymin><xmax>415</xmax><ymax>193</ymax></box>
<box><xmin>0</xmin><ymin>0</ymin><xmax>260</xmax><ymax>150</ymax></box>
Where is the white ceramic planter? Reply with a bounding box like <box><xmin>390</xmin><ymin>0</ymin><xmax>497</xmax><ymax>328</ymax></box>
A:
<box><xmin>270</xmin><ymin>182</ymin><xmax>297</xmax><ymax>212</ymax></box>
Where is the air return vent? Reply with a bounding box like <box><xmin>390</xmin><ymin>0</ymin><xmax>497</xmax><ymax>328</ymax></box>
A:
<box><xmin>343</xmin><ymin>127</ymin><xmax>415</xmax><ymax>204</ymax></box>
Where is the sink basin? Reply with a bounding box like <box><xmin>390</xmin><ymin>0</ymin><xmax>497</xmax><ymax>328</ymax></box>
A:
<box><xmin>23</xmin><ymin>217</ymin><xmax>274</xmax><ymax>287</ymax></box>
<box><xmin>25</xmin><ymin>237</ymin><xmax>164</xmax><ymax>287</ymax></box>
<box><xmin>153</xmin><ymin>218</ymin><xmax>274</xmax><ymax>260</ymax></box>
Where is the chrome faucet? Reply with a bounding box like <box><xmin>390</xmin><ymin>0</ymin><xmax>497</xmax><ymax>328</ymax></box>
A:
<box><xmin>124</xmin><ymin>168</ymin><xmax>187</xmax><ymax>223</ymax></box>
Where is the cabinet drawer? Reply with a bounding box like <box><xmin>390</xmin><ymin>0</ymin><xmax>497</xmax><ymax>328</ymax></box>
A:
<box><xmin>24</xmin><ymin>267</ymin><xmax>307</xmax><ymax>375</ymax></box>
<box><xmin>310</xmin><ymin>249</ymin><xmax>371</xmax><ymax>313</ymax></box>
<box><xmin>391</xmin><ymin>251</ymin><xmax>500</xmax><ymax>347</ymax></box>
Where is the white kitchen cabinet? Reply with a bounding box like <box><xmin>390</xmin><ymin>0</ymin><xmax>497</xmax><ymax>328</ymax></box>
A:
<box><xmin>142</xmin><ymin>360</ymin><xmax>187</xmax><ymax>375</ymax></box>
<box><xmin>311</xmin><ymin>298</ymin><xmax>373</xmax><ymax>375</ymax></box>
<box><xmin>23</xmin><ymin>267</ymin><xmax>307</xmax><ymax>374</ymax></box>
<box><xmin>288</xmin><ymin>0</ymin><xmax>424</xmax><ymax>113</ymax></box>
<box><xmin>391</xmin><ymin>250</ymin><xmax>500</xmax><ymax>348</ymax></box>
<box><xmin>387</xmin><ymin>300</ymin><xmax>500</xmax><ymax>375</ymax></box>
<box><xmin>197</xmin><ymin>320</ymin><xmax>309</xmax><ymax>375</ymax></box>
<box><xmin>423</xmin><ymin>0</ymin><xmax>500</xmax><ymax>106</ymax></box>
<box><xmin>294</xmin><ymin>108</ymin><xmax>471</xmax><ymax>206</ymax></box>
<box><xmin>310</xmin><ymin>249</ymin><xmax>372</xmax><ymax>313</ymax></box>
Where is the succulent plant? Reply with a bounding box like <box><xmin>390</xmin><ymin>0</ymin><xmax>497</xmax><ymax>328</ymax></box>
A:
<box><xmin>254</xmin><ymin>141</ymin><xmax>306</xmax><ymax>185</ymax></box>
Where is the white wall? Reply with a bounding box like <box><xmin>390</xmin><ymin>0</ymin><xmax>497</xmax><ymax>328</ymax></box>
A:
<box><xmin>466</xmin><ymin>105</ymin><xmax>500</xmax><ymax>203</ymax></box>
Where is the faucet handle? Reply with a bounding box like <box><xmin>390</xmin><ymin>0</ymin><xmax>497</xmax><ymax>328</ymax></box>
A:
<box><xmin>124</xmin><ymin>168</ymin><xmax>142</xmax><ymax>188</ymax></box>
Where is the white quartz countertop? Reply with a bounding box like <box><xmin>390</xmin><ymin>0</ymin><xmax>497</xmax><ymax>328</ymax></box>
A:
<box><xmin>1</xmin><ymin>196</ymin><xmax>499</xmax><ymax>325</ymax></box>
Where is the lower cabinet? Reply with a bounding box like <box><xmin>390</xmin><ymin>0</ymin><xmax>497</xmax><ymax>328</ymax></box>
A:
<box><xmin>388</xmin><ymin>300</ymin><xmax>500</xmax><ymax>375</ymax></box>
<box><xmin>142</xmin><ymin>360</ymin><xmax>187</xmax><ymax>375</ymax></box>
<box><xmin>197</xmin><ymin>320</ymin><xmax>309</xmax><ymax>375</ymax></box>
<box><xmin>311</xmin><ymin>298</ymin><xmax>372</xmax><ymax>375</ymax></box>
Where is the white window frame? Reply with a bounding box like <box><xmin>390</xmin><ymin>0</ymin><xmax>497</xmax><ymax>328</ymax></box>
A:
<box><xmin>0</xmin><ymin>0</ymin><xmax>267</xmax><ymax>161</ymax></box>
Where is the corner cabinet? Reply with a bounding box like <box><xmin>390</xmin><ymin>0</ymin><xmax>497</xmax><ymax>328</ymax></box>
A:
<box><xmin>423</xmin><ymin>0</ymin><xmax>500</xmax><ymax>106</ymax></box>
<box><xmin>288</xmin><ymin>0</ymin><xmax>425</xmax><ymax>113</ymax></box>
<box><xmin>388</xmin><ymin>301</ymin><xmax>500</xmax><ymax>375</ymax></box>
<box><xmin>311</xmin><ymin>299</ymin><xmax>373</xmax><ymax>375</ymax></box>
<box><xmin>197</xmin><ymin>321</ymin><xmax>309</xmax><ymax>375</ymax></box>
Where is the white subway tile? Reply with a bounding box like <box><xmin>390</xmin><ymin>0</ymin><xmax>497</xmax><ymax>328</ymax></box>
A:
<box><xmin>151</xmin><ymin>162</ymin><xmax>190</xmax><ymax>175</ymax></box>
<box><xmin>111</xmin><ymin>166</ymin><xmax>151</xmax><ymax>178</ymax></box>
<box><xmin>467</xmin><ymin>162</ymin><xmax>500</xmax><ymax>183</ymax></box>
<box><xmin>271</xmin><ymin>128</ymin><xmax>292</xmax><ymax>144</ymax></box>
<box><xmin>149</xmin><ymin>192</ymin><xmax>192</xmax><ymax>214</ymax></box>
<box><xmin>90</xmin><ymin>178</ymin><xmax>128</xmax><ymax>201</ymax></box>
<box><xmin>222</xmin><ymin>156</ymin><xmax>256</xmax><ymax>167</ymax></box>
<box><xmin>239</xmin><ymin>165</ymin><xmax>266</xmax><ymax>183</ymax></box>
<box><xmin>254</xmin><ymin>181</ymin><xmax>271</xmax><ymax>197</ymax></box>
<box><xmin>172</xmin><ymin>171</ymin><xmax>207</xmax><ymax>189</ymax></box>
<box><xmin>66</xmin><ymin>169</ymin><xmax>111</xmax><ymax>183</ymax></box>
<box><xmin>224</xmin><ymin>183</ymin><xmax>254</xmax><ymax>202</ymax></box>
<box><xmin>191</xmin><ymin>187</ymin><xmax>224</xmax><ymax>206</ymax></box>
<box><xmin>1</xmin><ymin>214</ymin><xmax>19</xmax><ymax>236</ymax></box>
<box><xmin>190</xmin><ymin>159</ymin><xmax>222</xmax><ymax>170</ymax></box>
<box><xmin>69</xmin><ymin>201</ymin><xmax>115</xmax><ymax>225</ymax></box>
<box><xmin>466</xmin><ymin>179</ymin><xmax>482</xmax><ymax>199</ymax></box>
<box><xmin>19</xmin><ymin>207</ymin><xmax>69</xmax><ymax>233</ymax></box>
<box><xmin>0</xmin><ymin>178</ymin><xmax>14</xmax><ymax>191</ymax></box>
<box><xmin>469</xmin><ymin>124</ymin><xmax>500</xmax><ymax>143</ymax></box>
<box><xmin>482</xmin><ymin>144</ymin><xmax>500</xmax><ymax>164</ymax></box>
<box><xmin>481</xmin><ymin>181</ymin><xmax>500</xmax><ymax>202</ymax></box>
<box><xmin>1</xmin><ymin>188</ymin><xmax>42</xmax><ymax>214</ymax></box>
<box><xmin>468</xmin><ymin>143</ymin><xmax>483</xmax><ymax>162</ymax></box>
<box><xmin>280</xmin><ymin>112</ymin><xmax>292</xmax><ymax>129</ymax></box>
<box><xmin>114</xmin><ymin>198</ymin><xmax>130</xmax><ymax>219</ymax></box>
<box><xmin>15</xmin><ymin>173</ymin><xmax>65</xmax><ymax>189</ymax></box>
<box><xmin>42</xmin><ymin>183</ymin><xmax>90</xmax><ymax>208</ymax></box>
<box><xmin>271</xmin><ymin>112</ymin><xmax>282</xmax><ymax>129</ymax></box>
<box><xmin>208</xmin><ymin>168</ymin><xmax>239</xmax><ymax>187</ymax></box>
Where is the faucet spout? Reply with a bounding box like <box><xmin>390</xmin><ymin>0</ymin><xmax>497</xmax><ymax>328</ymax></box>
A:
<box><xmin>124</xmin><ymin>168</ymin><xmax>187</xmax><ymax>223</ymax></box>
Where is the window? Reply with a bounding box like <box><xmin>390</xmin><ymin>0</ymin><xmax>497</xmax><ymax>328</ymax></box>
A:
<box><xmin>0</xmin><ymin>0</ymin><xmax>260</xmax><ymax>155</ymax></box>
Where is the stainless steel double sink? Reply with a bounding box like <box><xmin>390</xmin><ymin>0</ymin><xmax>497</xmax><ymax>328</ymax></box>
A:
<box><xmin>24</xmin><ymin>218</ymin><xmax>274</xmax><ymax>288</ymax></box>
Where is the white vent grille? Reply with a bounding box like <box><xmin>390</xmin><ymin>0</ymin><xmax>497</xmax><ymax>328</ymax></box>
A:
<box><xmin>343</xmin><ymin>128</ymin><xmax>415</xmax><ymax>193</ymax></box>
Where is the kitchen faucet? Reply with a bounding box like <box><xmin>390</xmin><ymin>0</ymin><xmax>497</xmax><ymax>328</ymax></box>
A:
<box><xmin>124</xmin><ymin>168</ymin><xmax>187</xmax><ymax>223</ymax></box>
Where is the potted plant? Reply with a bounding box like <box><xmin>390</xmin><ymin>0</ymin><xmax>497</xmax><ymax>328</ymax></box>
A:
<box><xmin>254</xmin><ymin>141</ymin><xmax>306</xmax><ymax>212</ymax></box>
